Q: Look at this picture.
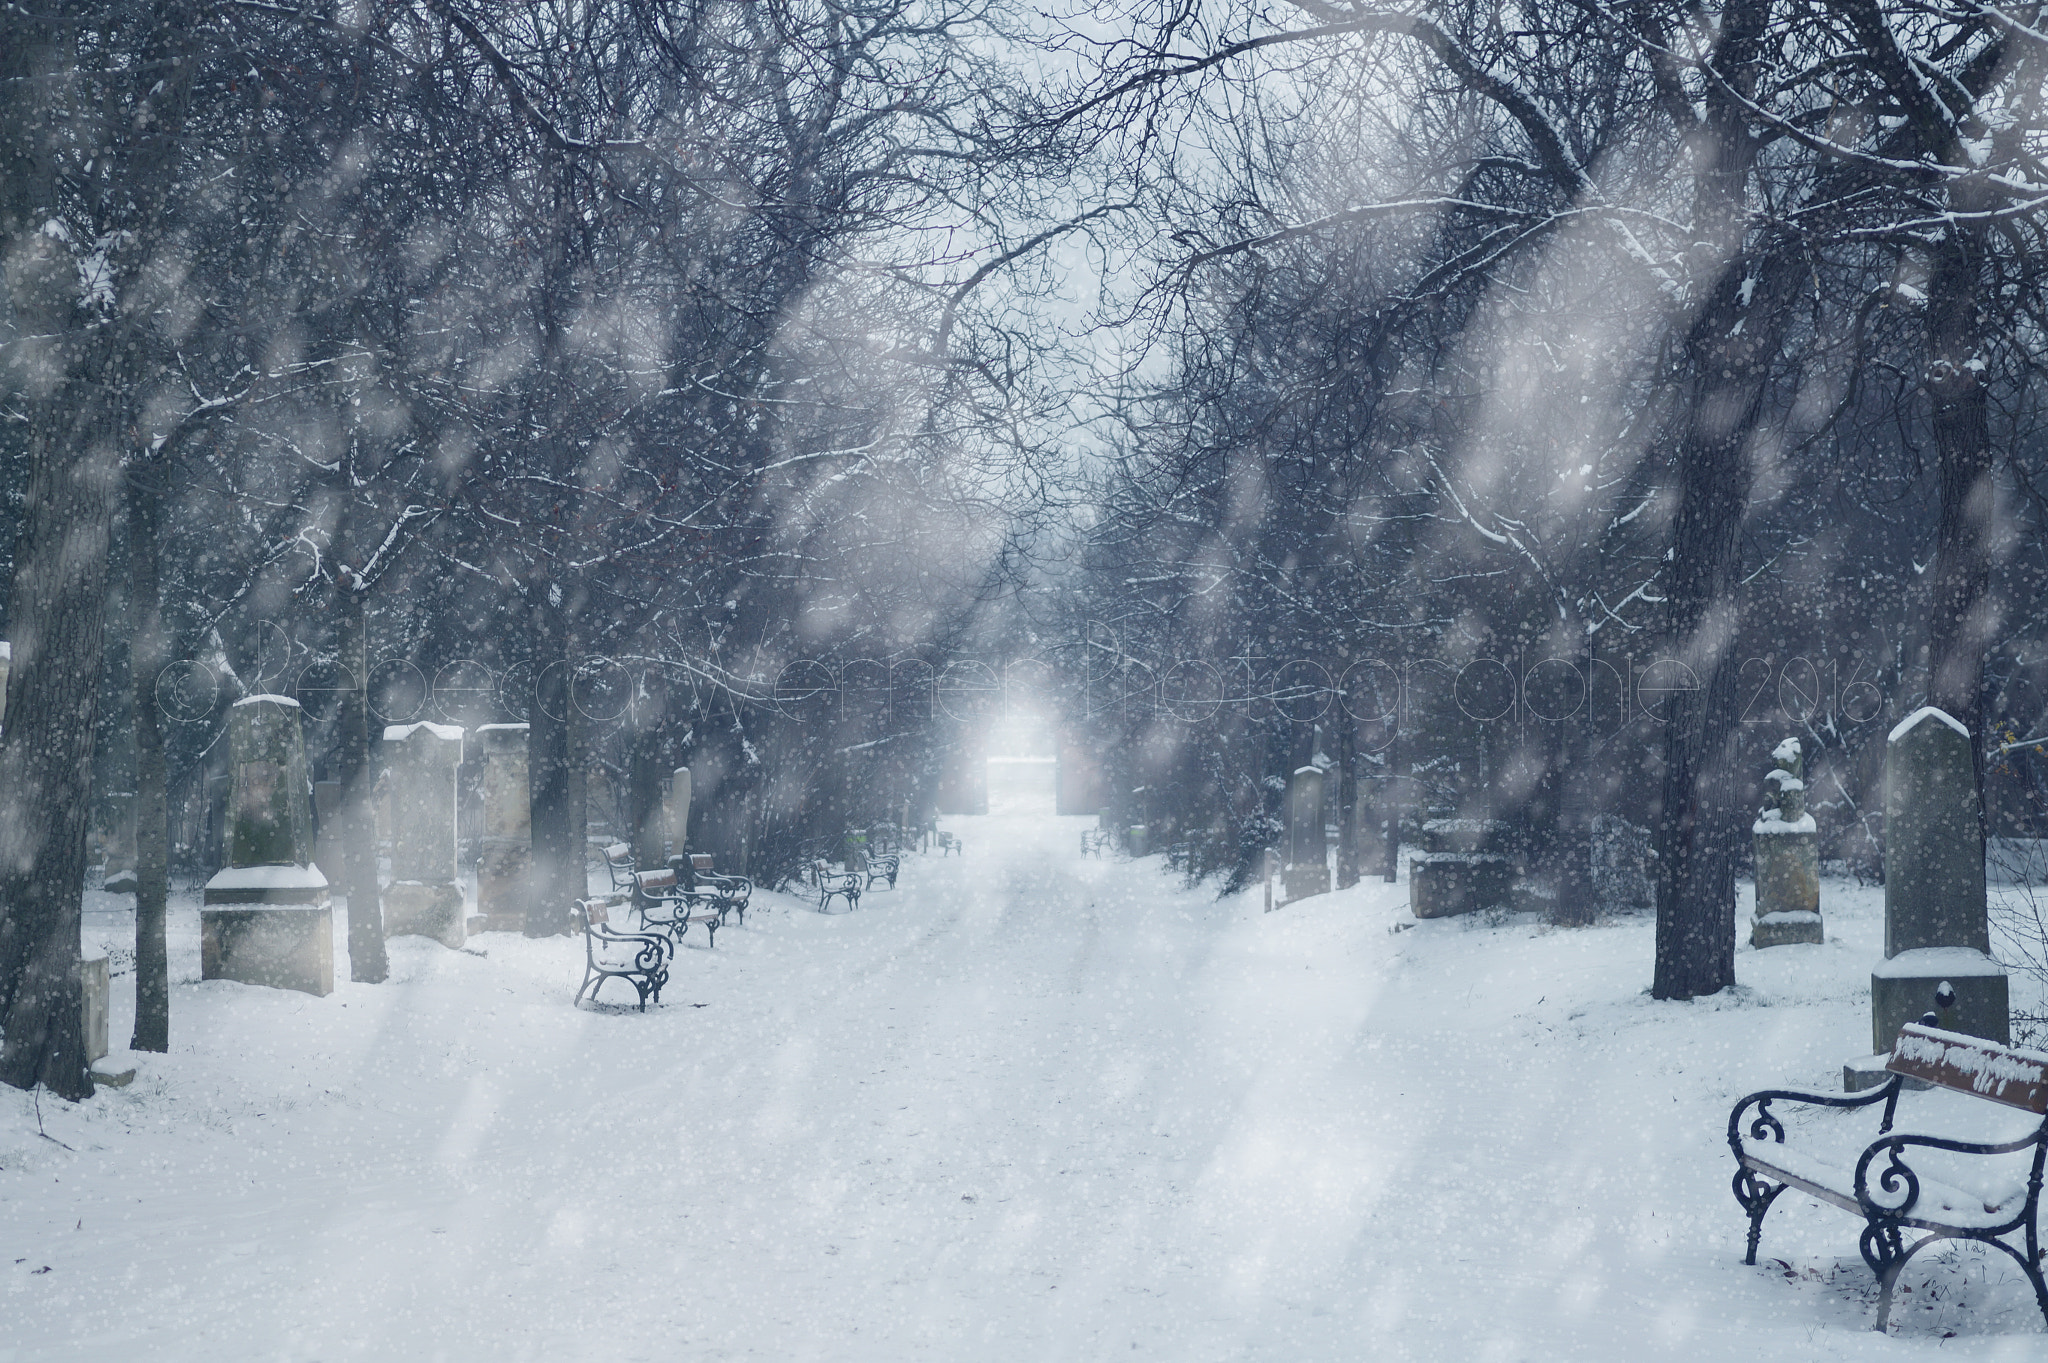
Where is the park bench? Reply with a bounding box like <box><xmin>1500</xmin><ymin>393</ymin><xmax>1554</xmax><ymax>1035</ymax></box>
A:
<box><xmin>685</xmin><ymin>853</ymin><xmax>753</xmax><ymax>924</ymax></box>
<box><xmin>1080</xmin><ymin>829</ymin><xmax>1109</xmax><ymax>858</ymax></box>
<box><xmin>937</xmin><ymin>831</ymin><xmax>962</xmax><ymax>857</ymax></box>
<box><xmin>629</xmin><ymin>867</ymin><xmax>723</xmax><ymax>948</ymax></box>
<box><xmin>807</xmin><ymin>859</ymin><xmax>863</xmax><ymax>913</ymax></box>
<box><xmin>572</xmin><ymin>895</ymin><xmax>672</xmax><ymax>1011</ymax></box>
<box><xmin>859</xmin><ymin>849</ymin><xmax>900</xmax><ymax>891</ymax></box>
<box><xmin>603</xmin><ymin>842</ymin><xmax>638</xmax><ymax>893</ymax></box>
<box><xmin>1728</xmin><ymin>1017</ymin><xmax>2048</xmax><ymax>1331</ymax></box>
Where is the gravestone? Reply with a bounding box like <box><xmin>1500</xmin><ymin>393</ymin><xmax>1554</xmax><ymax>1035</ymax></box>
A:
<box><xmin>1852</xmin><ymin>707</ymin><xmax>2009</xmax><ymax>1085</ymax></box>
<box><xmin>382</xmin><ymin>721</ymin><xmax>466</xmax><ymax>947</ymax></box>
<box><xmin>1282</xmin><ymin>766</ymin><xmax>1330</xmax><ymax>902</ymax></box>
<box><xmin>1410</xmin><ymin>819</ymin><xmax>1515</xmax><ymax>918</ymax></box>
<box><xmin>665</xmin><ymin>766</ymin><xmax>692</xmax><ymax>859</ymax></box>
<box><xmin>311</xmin><ymin>779</ymin><xmax>344</xmax><ymax>881</ymax></box>
<box><xmin>81</xmin><ymin>956</ymin><xmax>109</xmax><ymax>1064</ymax></box>
<box><xmin>1751</xmin><ymin>737</ymin><xmax>1822</xmax><ymax>947</ymax></box>
<box><xmin>101</xmin><ymin>791</ymin><xmax>136</xmax><ymax>892</ymax></box>
<box><xmin>1590</xmin><ymin>814</ymin><xmax>1654</xmax><ymax>915</ymax></box>
<box><xmin>474</xmin><ymin>723</ymin><xmax>531</xmax><ymax>932</ymax></box>
<box><xmin>201</xmin><ymin>694</ymin><xmax>333</xmax><ymax>996</ymax></box>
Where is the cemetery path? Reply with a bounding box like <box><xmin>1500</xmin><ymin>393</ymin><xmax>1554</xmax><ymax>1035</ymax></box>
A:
<box><xmin>4</xmin><ymin>814</ymin><xmax>2043</xmax><ymax>1359</ymax></box>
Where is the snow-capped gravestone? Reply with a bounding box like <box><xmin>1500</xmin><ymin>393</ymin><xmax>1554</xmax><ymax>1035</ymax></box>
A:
<box><xmin>1282</xmin><ymin>765</ymin><xmax>1329</xmax><ymax>902</ymax></box>
<box><xmin>201</xmin><ymin>695</ymin><xmax>333</xmax><ymax>997</ymax></box>
<box><xmin>474</xmin><ymin>723</ymin><xmax>531</xmax><ymax>932</ymax></box>
<box><xmin>381</xmin><ymin>722</ymin><xmax>465</xmax><ymax>947</ymax></box>
<box><xmin>1411</xmin><ymin>818</ymin><xmax>1515</xmax><ymax>918</ymax></box>
<box><xmin>1853</xmin><ymin>707</ymin><xmax>2009</xmax><ymax>1083</ymax></box>
<box><xmin>665</xmin><ymin>766</ymin><xmax>691</xmax><ymax>859</ymax></box>
<box><xmin>1750</xmin><ymin>738</ymin><xmax>1822</xmax><ymax>947</ymax></box>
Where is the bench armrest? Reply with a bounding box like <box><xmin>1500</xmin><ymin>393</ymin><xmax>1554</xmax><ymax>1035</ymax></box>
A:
<box><xmin>1854</xmin><ymin>1123</ymin><xmax>2048</xmax><ymax>1218</ymax></box>
<box><xmin>1729</xmin><ymin>1078</ymin><xmax>1901</xmax><ymax>1156</ymax></box>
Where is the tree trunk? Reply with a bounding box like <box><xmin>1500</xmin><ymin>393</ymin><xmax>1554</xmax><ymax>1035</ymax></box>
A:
<box><xmin>526</xmin><ymin>593</ymin><xmax>575</xmax><ymax>935</ymax></box>
<box><xmin>128</xmin><ymin>471</ymin><xmax>170</xmax><ymax>1052</ymax></box>
<box><xmin>1921</xmin><ymin>216</ymin><xmax>1996</xmax><ymax>787</ymax></box>
<box><xmin>337</xmin><ymin>569</ymin><xmax>387</xmax><ymax>982</ymax></box>
<box><xmin>1335</xmin><ymin>711</ymin><xmax>1358</xmax><ymax>889</ymax></box>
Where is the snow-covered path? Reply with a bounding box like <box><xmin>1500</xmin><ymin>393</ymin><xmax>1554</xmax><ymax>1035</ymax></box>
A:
<box><xmin>5</xmin><ymin>813</ymin><xmax>2045</xmax><ymax>1360</ymax></box>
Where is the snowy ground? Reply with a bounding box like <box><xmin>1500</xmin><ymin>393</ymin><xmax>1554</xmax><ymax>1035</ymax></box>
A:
<box><xmin>5</xmin><ymin>815</ymin><xmax>2048</xmax><ymax>1360</ymax></box>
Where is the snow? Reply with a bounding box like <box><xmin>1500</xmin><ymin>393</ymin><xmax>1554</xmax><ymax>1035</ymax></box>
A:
<box><xmin>232</xmin><ymin>692</ymin><xmax>301</xmax><ymax>709</ymax></box>
<box><xmin>1772</xmin><ymin>736</ymin><xmax>1800</xmax><ymax>765</ymax></box>
<box><xmin>474</xmin><ymin>722</ymin><xmax>529</xmax><ymax>735</ymax></box>
<box><xmin>200</xmin><ymin>862</ymin><xmax>330</xmax><ymax>892</ymax></box>
<box><xmin>1888</xmin><ymin>705</ymin><xmax>1970</xmax><ymax>744</ymax></box>
<box><xmin>9</xmin><ymin>814</ymin><xmax>2048</xmax><ymax>1356</ymax></box>
<box><xmin>382</xmin><ymin>721</ymin><xmax>463</xmax><ymax>743</ymax></box>
<box><xmin>1753</xmin><ymin>813</ymin><xmax>1817</xmax><ymax>835</ymax></box>
<box><xmin>1871</xmin><ymin>947</ymin><xmax>2008</xmax><ymax>979</ymax></box>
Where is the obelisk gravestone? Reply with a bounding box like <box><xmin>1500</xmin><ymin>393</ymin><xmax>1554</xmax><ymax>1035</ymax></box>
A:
<box><xmin>382</xmin><ymin>721</ymin><xmax>466</xmax><ymax>947</ymax></box>
<box><xmin>201</xmin><ymin>694</ymin><xmax>333</xmax><ymax>995</ymax></box>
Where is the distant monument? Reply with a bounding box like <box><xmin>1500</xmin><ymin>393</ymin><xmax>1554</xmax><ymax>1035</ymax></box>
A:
<box><xmin>474</xmin><ymin>723</ymin><xmax>531</xmax><ymax>932</ymax></box>
<box><xmin>382</xmin><ymin>722</ymin><xmax>466</xmax><ymax>947</ymax></box>
<box><xmin>201</xmin><ymin>695</ymin><xmax>333</xmax><ymax>996</ymax></box>
<box><xmin>665</xmin><ymin>766</ymin><xmax>691</xmax><ymax>859</ymax></box>
<box><xmin>1750</xmin><ymin>737</ymin><xmax>1822</xmax><ymax>947</ymax></box>
<box><xmin>1410</xmin><ymin>818</ymin><xmax>1514</xmax><ymax>918</ymax></box>
<box><xmin>1282</xmin><ymin>766</ymin><xmax>1330</xmax><ymax>901</ymax></box>
<box><xmin>1848</xmin><ymin>707</ymin><xmax>2009</xmax><ymax>1088</ymax></box>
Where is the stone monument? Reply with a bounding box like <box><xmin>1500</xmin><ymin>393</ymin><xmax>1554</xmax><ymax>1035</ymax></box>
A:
<box><xmin>1751</xmin><ymin>737</ymin><xmax>1822</xmax><ymax>946</ymax></box>
<box><xmin>201</xmin><ymin>694</ymin><xmax>333</xmax><ymax>996</ymax></box>
<box><xmin>382</xmin><ymin>721</ymin><xmax>466</xmax><ymax>947</ymax></box>
<box><xmin>665</xmin><ymin>766</ymin><xmax>691</xmax><ymax>860</ymax></box>
<box><xmin>1410</xmin><ymin>818</ymin><xmax>1515</xmax><ymax>918</ymax></box>
<box><xmin>311</xmin><ymin>779</ymin><xmax>344</xmax><ymax>881</ymax></box>
<box><xmin>474</xmin><ymin>723</ymin><xmax>531</xmax><ymax>932</ymax></box>
<box><xmin>1848</xmin><ymin>706</ymin><xmax>2009</xmax><ymax>1088</ymax></box>
<box><xmin>1282</xmin><ymin>765</ymin><xmax>1330</xmax><ymax>901</ymax></box>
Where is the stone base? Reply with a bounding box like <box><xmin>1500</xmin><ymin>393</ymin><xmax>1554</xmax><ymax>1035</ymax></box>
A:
<box><xmin>1284</xmin><ymin>863</ymin><xmax>1330</xmax><ymax>903</ymax></box>
<box><xmin>1751</xmin><ymin>909</ymin><xmax>1824</xmax><ymax>948</ymax></box>
<box><xmin>384</xmin><ymin>881</ymin><xmax>466</xmax><ymax>948</ymax></box>
<box><xmin>1871</xmin><ymin>949</ymin><xmax>2009</xmax><ymax>1054</ymax></box>
<box><xmin>1844</xmin><ymin>1053</ymin><xmax>1931</xmax><ymax>1094</ymax></box>
<box><xmin>200</xmin><ymin>905</ymin><xmax>334</xmax><ymax>996</ymax></box>
<box><xmin>476</xmin><ymin>841</ymin><xmax>531</xmax><ymax>932</ymax></box>
<box><xmin>1410</xmin><ymin>854</ymin><xmax>1513</xmax><ymax>919</ymax></box>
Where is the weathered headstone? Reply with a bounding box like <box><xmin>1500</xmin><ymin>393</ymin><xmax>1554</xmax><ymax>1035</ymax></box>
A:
<box><xmin>1751</xmin><ymin>737</ymin><xmax>1822</xmax><ymax>947</ymax></box>
<box><xmin>1282</xmin><ymin>765</ymin><xmax>1330</xmax><ymax>901</ymax></box>
<box><xmin>1410</xmin><ymin>818</ymin><xmax>1515</xmax><ymax>917</ymax></box>
<box><xmin>664</xmin><ymin>766</ymin><xmax>692</xmax><ymax>859</ymax></box>
<box><xmin>100</xmin><ymin>791</ymin><xmax>137</xmax><ymax>892</ymax></box>
<box><xmin>81</xmin><ymin>956</ymin><xmax>109</xmax><ymax>1064</ymax></box>
<box><xmin>1590</xmin><ymin>814</ymin><xmax>1654</xmax><ymax>915</ymax></box>
<box><xmin>311</xmin><ymin>779</ymin><xmax>344</xmax><ymax>881</ymax></box>
<box><xmin>474</xmin><ymin>723</ymin><xmax>531</xmax><ymax>932</ymax></box>
<box><xmin>201</xmin><ymin>695</ymin><xmax>333</xmax><ymax>996</ymax></box>
<box><xmin>382</xmin><ymin>722</ymin><xmax>466</xmax><ymax>947</ymax></box>
<box><xmin>1852</xmin><ymin>707</ymin><xmax>2009</xmax><ymax>1085</ymax></box>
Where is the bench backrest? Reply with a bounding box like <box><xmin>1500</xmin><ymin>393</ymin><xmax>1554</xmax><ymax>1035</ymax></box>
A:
<box><xmin>1888</xmin><ymin>1023</ymin><xmax>2048</xmax><ymax>1113</ymax></box>
<box><xmin>691</xmin><ymin>853</ymin><xmax>714</xmax><ymax>871</ymax></box>
<box><xmin>636</xmin><ymin>868</ymin><xmax>678</xmax><ymax>893</ymax></box>
<box><xmin>583</xmin><ymin>898</ymin><xmax>611</xmax><ymax>927</ymax></box>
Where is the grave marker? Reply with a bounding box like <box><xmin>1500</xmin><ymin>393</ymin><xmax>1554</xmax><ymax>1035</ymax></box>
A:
<box><xmin>382</xmin><ymin>721</ymin><xmax>466</xmax><ymax>947</ymax></box>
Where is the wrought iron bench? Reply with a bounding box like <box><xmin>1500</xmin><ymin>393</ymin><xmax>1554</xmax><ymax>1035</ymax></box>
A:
<box><xmin>603</xmin><ymin>841</ymin><xmax>638</xmax><ymax>893</ymax></box>
<box><xmin>630</xmin><ymin>867</ymin><xmax>723</xmax><ymax>948</ymax></box>
<box><xmin>860</xmin><ymin>850</ymin><xmax>900</xmax><ymax>891</ymax></box>
<box><xmin>572</xmin><ymin>895</ymin><xmax>672</xmax><ymax>1011</ymax></box>
<box><xmin>684</xmin><ymin>853</ymin><xmax>753</xmax><ymax>924</ymax></box>
<box><xmin>807</xmin><ymin>859</ymin><xmax>863</xmax><ymax>913</ymax></box>
<box><xmin>1728</xmin><ymin>1018</ymin><xmax>2048</xmax><ymax>1332</ymax></box>
<box><xmin>936</xmin><ymin>831</ymin><xmax>962</xmax><ymax>857</ymax></box>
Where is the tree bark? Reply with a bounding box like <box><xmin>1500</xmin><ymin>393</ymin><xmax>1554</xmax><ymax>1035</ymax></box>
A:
<box><xmin>336</xmin><ymin>567</ymin><xmax>387</xmax><ymax>982</ymax></box>
<box><xmin>128</xmin><ymin>469</ymin><xmax>170</xmax><ymax>1052</ymax></box>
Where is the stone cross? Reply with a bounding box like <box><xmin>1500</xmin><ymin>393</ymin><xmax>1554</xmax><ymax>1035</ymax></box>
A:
<box><xmin>201</xmin><ymin>694</ymin><xmax>333</xmax><ymax>995</ymax></box>
<box><xmin>1870</xmin><ymin>707</ymin><xmax>2007</xmax><ymax>1054</ymax></box>
<box><xmin>1283</xmin><ymin>765</ymin><xmax>1330</xmax><ymax>901</ymax></box>
<box><xmin>474</xmin><ymin>723</ymin><xmax>531</xmax><ymax>932</ymax></box>
<box><xmin>381</xmin><ymin>721</ymin><xmax>466</xmax><ymax>947</ymax></box>
<box><xmin>1751</xmin><ymin>737</ymin><xmax>1822</xmax><ymax>947</ymax></box>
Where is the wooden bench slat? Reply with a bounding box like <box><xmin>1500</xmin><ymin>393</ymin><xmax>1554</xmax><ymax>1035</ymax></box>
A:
<box><xmin>1887</xmin><ymin>1023</ymin><xmax>2048</xmax><ymax>1114</ymax></box>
